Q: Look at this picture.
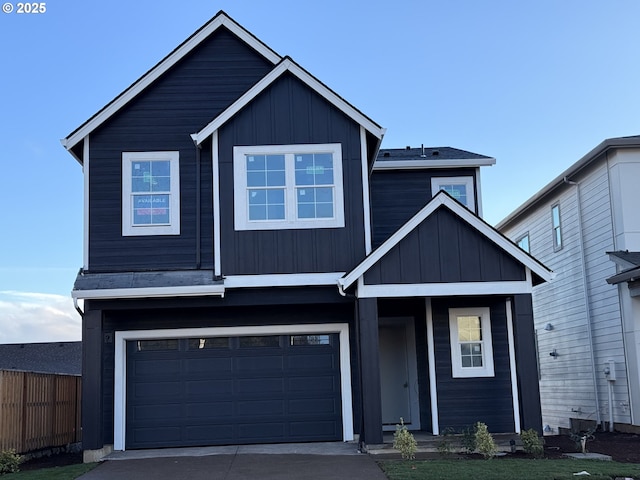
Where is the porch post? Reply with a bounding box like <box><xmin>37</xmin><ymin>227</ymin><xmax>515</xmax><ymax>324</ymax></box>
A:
<box><xmin>357</xmin><ymin>297</ymin><xmax>383</xmax><ymax>444</ymax></box>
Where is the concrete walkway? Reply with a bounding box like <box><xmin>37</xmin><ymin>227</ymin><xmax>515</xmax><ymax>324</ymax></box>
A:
<box><xmin>77</xmin><ymin>443</ymin><xmax>389</xmax><ymax>480</ymax></box>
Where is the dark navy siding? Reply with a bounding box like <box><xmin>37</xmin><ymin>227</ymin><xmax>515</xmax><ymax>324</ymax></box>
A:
<box><xmin>371</xmin><ymin>168</ymin><xmax>477</xmax><ymax>247</ymax></box>
<box><xmin>432</xmin><ymin>298</ymin><xmax>514</xmax><ymax>433</ymax></box>
<box><xmin>91</xmin><ymin>291</ymin><xmax>357</xmax><ymax>446</ymax></box>
<box><xmin>218</xmin><ymin>74</ymin><xmax>366</xmax><ymax>275</ymax></box>
<box><xmin>88</xmin><ymin>27</ymin><xmax>273</xmax><ymax>272</ymax></box>
<box><xmin>364</xmin><ymin>207</ymin><xmax>526</xmax><ymax>284</ymax></box>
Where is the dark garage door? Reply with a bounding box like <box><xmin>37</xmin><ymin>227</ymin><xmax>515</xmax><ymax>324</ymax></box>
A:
<box><xmin>125</xmin><ymin>333</ymin><xmax>342</xmax><ymax>449</ymax></box>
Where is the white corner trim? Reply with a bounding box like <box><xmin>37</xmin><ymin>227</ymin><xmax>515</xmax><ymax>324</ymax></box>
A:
<box><xmin>340</xmin><ymin>192</ymin><xmax>552</xmax><ymax>291</ymax></box>
<box><xmin>475</xmin><ymin>167</ymin><xmax>484</xmax><ymax>218</ymax></box>
<box><xmin>224</xmin><ymin>272</ymin><xmax>345</xmax><ymax>288</ymax></box>
<box><xmin>83</xmin><ymin>136</ymin><xmax>90</xmax><ymax>270</ymax></box>
<box><xmin>425</xmin><ymin>299</ymin><xmax>439</xmax><ymax>435</ymax></box>
<box><xmin>373</xmin><ymin>157</ymin><xmax>496</xmax><ymax>170</ymax></box>
<box><xmin>63</xmin><ymin>12</ymin><xmax>281</xmax><ymax>150</ymax></box>
<box><xmin>193</xmin><ymin>58</ymin><xmax>384</xmax><ymax>145</ymax></box>
<box><xmin>72</xmin><ymin>285</ymin><xmax>225</xmax><ymax>300</ymax></box>
<box><xmin>360</xmin><ymin>126</ymin><xmax>372</xmax><ymax>255</ymax></box>
<box><xmin>113</xmin><ymin>323</ymin><xmax>353</xmax><ymax>450</ymax></box>
<box><xmin>356</xmin><ymin>281</ymin><xmax>533</xmax><ymax>299</ymax></box>
<box><xmin>212</xmin><ymin>131</ymin><xmax>222</xmax><ymax>277</ymax></box>
<box><xmin>506</xmin><ymin>298</ymin><xmax>522</xmax><ymax>433</ymax></box>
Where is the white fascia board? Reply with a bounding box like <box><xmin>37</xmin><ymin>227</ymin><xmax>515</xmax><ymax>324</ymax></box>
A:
<box><xmin>224</xmin><ymin>272</ymin><xmax>344</xmax><ymax>288</ymax></box>
<box><xmin>63</xmin><ymin>13</ymin><xmax>281</xmax><ymax>151</ymax></box>
<box><xmin>72</xmin><ymin>285</ymin><xmax>225</xmax><ymax>300</ymax></box>
<box><xmin>339</xmin><ymin>193</ymin><xmax>552</xmax><ymax>290</ymax></box>
<box><xmin>356</xmin><ymin>280</ymin><xmax>533</xmax><ymax>299</ymax></box>
<box><xmin>113</xmin><ymin>322</ymin><xmax>353</xmax><ymax>450</ymax></box>
<box><xmin>373</xmin><ymin>158</ymin><xmax>496</xmax><ymax>170</ymax></box>
<box><xmin>193</xmin><ymin>58</ymin><xmax>384</xmax><ymax>145</ymax></box>
<box><xmin>83</xmin><ymin>136</ymin><xmax>90</xmax><ymax>270</ymax></box>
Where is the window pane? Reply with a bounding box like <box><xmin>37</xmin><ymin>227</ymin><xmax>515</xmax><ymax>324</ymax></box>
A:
<box><xmin>266</xmin><ymin>170</ymin><xmax>285</xmax><ymax>186</ymax></box>
<box><xmin>133</xmin><ymin>194</ymin><xmax>170</xmax><ymax>225</ymax></box>
<box><xmin>136</xmin><ymin>339</ymin><xmax>178</xmax><ymax>351</ymax></box>
<box><xmin>249</xmin><ymin>204</ymin><xmax>267</xmax><ymax>220</ymax></box>
<box><xmin>151</xmin><ymin>160</ymin><xmax>170</xmax><ymax>177</ymax></box>
<box><xmin>295</xmin><ymin>153</ymin><xmax>334</xmax><ymax>186</ymax></box>
<box><xmin>247</xmin><ymin>171</ymin><xmax>266</xmax><ymax>187</ymax></box>
<box><xmin>298</xmin><ymin>203</ymin><xmax>315</xmax><ymax>219</ymax></box>
<box><xmin>441</xmin><ymin>184</ymin><xmax>467</xmax><ymax>205</ymax></box>
<box><xmin>458</xmin><ymin>316</ymin><xmax>481</xmax><ymax>341</ymax></box>
<box><xmin>290</xmin><ymin>335</ymin><xmax>331</xmax><ymax>346</ymax></box>
<box><xmin>248</xmin><ymin>189</ymin><xmax>267</xmax><ymax>205</ymax></box>
<box><xmin>552</xmin><ymin>205</ymin><xmax>561</xmax><ymax>227</ymax></box>
<box><xmin>132</xmin><ymin>177</ymin><xmax>151</xmax><ymax>192</ymax></box>
<box><xmin>152</xmin><ymin>176</ymin><xmax>171</xmax><ymax>192</ymax></box>
<box><xmin>239</xmin><ymin>336</ymin><xmax>280</xmax><ymax>348</ymax></box>
<box><xmin>248</xmin><ymin>188</ymin><xmax>285</xmax><ymax>221</ymax></box>
<box><xmin>246</xmin><ymin>155</ymin><xmax>266</xmax><ymax>171</ymax></box>
<box><xmin>316</xmin><ymin>203</ymin><xmax>334</xmax><ymax>218</ymax></box>
<box><xmin>188</xmin><ymin>337</ymin><xmax>229</xmax><ymax>350</ymax></box>
<box><xmin>266</xmin><ymin>154</ymin><xmax>285</xmax><ymax>171</ymax></box>
<box><xmin>517</xmin><ymin>235</ymin><xmax>530</xmax><ymax>253</ymax></box>
<box><xmin>267</xmin><ymin>204</ymin><xmax>285</xmax><ymax>220</ymax></box>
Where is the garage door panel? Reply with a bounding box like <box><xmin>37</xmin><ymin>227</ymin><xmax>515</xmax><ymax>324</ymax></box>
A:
<box><xmin>126</xmin><ymin>333</ymin><xmax>343</xmax><ymax>448</ymax></box>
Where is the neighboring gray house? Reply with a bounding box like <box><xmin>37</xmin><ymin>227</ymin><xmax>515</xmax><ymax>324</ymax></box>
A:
<box><xmin>0</xmin><ymin>341</ymin><xmax>82</xmax><ymax>375</ymax></box>
<box><xmin>497</xmin><ymin>135</ymin><xmax>640</xmax><ymax>434</ymax></box>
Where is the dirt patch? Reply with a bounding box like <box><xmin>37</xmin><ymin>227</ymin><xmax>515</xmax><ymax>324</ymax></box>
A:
<box><xmin>543</xmin><ymin>431</ymin><xmax>640</xmax><ymax>463</ymax></box>
<box><xmin>19</xmin><ymin>451</ymin><xmax>84</xmax><ymax>471</ymax></box>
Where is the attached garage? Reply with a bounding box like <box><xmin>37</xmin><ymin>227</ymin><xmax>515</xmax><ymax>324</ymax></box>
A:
<box><xmin>114</xmin><ymin>324</ymin><xmax>353</xmax><ymax>450</ymax></box>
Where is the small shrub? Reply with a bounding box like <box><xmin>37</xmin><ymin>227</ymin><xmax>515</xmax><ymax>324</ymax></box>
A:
<box><xmin>474</xmin><ymin>422</ymin><xmax>497</xmax><ymax>459</ymax></box>
<box><xmin>0</xmin><ymin>449</ymin><xmax>22</xmax><ymax>475</ymax></box>
<box><xmin>460</xmin><ymin>425</ymin><xmax>477</xmax><ymax>453</ymax></box>
<box><xmin>520</xmin><ymin>428</ymin><xmax>544</xmax><ymax>458</ymax></box>
<box><xmin>437</xmin><ymin>427</ymin><xmax>456</xmax><ymax>456</ymax></box>
<box><xmin>393</xmin><ymin>418</ymin><xmax>417</xmax><ymax>460</ymax></box>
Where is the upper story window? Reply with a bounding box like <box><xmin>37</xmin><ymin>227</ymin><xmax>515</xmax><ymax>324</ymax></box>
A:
<box><xmin>516</xmin><ymin>233</ymin><xmax>530</xmax><ymax>253</ymax></box>
<box><xmin>551</xmin><ymin>203</ymin><xmax>562</xmax><ymax>251</ymax></box>
<box><xmin>449</xmin><ymin>307</ymin><xmax>495</xmax><ymax>378</ymax></box>
<box><xmin>431</xmin><ymin>176</ymin><xmax>475</xmax><ymax>212</ymax></box>
<box><xmin>233</xmin><ymin>144</ymin><xmax>345</xmax><ymax>231</ymax></box>
<box><xmin>122</xmin><ymin>151</ymin><xmax>180</xmax><ymax>236</ymax></box>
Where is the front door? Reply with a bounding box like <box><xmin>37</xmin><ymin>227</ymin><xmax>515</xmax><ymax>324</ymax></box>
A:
<box><xmin>379</xmin><ymin>317</ymin><xmax>420</xmax><ymax>430</ymax></box>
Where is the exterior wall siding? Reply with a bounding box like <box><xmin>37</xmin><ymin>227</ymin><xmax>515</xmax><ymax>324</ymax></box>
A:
<box><xmin>217</xmin><ymin>74</ymin><xmax>366</xmax><ymax>275</ymax></box>
<box><xmin>501</xmin><ymin>159</ymin><xmax>631</xmax><ymax>432</ymax></box>
<box><xmin>87</xmin><ymin>28</ymin><xmax>273</xmax><ymax>272</ymax></box>
<box><xmin>370</xmin><ymin>168</ymin><xmax>477</xmax><ymax>247</ymax></box>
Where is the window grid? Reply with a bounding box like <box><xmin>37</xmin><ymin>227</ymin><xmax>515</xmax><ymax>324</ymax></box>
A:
<box><xmin>449</xmin><ymin>307</ymin><xmax>494</xmax><ymax>378</ymax></box>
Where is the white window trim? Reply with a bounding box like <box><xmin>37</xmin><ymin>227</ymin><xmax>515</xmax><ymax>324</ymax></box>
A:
<box><xmin>431</xmin><ymin>176</ymin><xmax>475</xmax><ymax>212</ymax></box>
<box><xmin>122</xmin><ymin>151</ymin><xmax>180</xmax><ymax>236</ymax></box>
<box><xmin>551</xmin><ymin>203</ymin><xmax>562</xmax><ymax>251</ymax></box>
<box><xmin>448</xmin><ymin>307</ymin><xmax>495</xmax><ymax>378</ymax></box>
<box><xmin>233</xmin><ymin>144</ymin><xmax>345</xmax><ymax>231</ymax></box>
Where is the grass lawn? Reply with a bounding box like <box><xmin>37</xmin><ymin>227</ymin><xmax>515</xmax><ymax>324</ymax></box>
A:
<box><xmin>2</xmin><ymin>463</ymin><xmax>98</xmax><ymax>480</ymax></box>
<box><xmin>379</xmin><ymin>458</ymin><xmax>640</xmax><ymax>480</ymax></box>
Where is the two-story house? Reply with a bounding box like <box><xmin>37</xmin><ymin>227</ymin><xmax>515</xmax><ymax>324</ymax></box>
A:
<box><xmin>62</xmin><ymin>12</ymin><xmax>551</xmax><ymax>461</ymax></box>
<box><xmin>498</xmin><ymin>135</ymin><xmax>640</xmax><ymax>435</ymax></box>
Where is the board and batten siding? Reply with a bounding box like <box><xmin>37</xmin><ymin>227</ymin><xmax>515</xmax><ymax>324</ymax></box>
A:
<box><xmin>217</xmin><ymin>74</ymin><xmax>366</xmax><ymax>275</ymax></box>
<box><xmin>501</xmin><ymin>159</ymin><xmax>630</xmax><ymax>431</ymax></box>
<box><xmin>87</xmin><ymin>27</ymin><xmax>274</xmax><ymax>272</ymax></box>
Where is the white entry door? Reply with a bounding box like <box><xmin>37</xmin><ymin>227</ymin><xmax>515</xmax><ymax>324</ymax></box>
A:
<box><xmin>379</xmin><ymin>317</ymin><xmax>420</xmax><ymax>430</ymax></box>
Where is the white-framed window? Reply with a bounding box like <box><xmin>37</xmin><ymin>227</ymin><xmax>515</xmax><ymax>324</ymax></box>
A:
<box><xmin>516</xmin><ymin>233</ymin><xmax>530</xmax><ymax>253</ymax></box>
<box><xmin>448</xmin><ymin>307</ymin><xmax>495</xmax><ymax>378</ymax></box>
<box><xmin>551</xmin><ymin>203</ymin><xmax>562</xmax><ymax>251</ymax></box>
<box><xmin>233</xmin><ymin>144</ymin><xmax>345</xmax><ymax>231</ymax></box>
<box><xmin>122</xmin><ymin>151</ymin><xmax>180</xmax><ymax>236</ymax></box>
<box><xmin>431</xmin><ymin>176</ymin><xmax>475</xmax><ymax>212</ymax></box>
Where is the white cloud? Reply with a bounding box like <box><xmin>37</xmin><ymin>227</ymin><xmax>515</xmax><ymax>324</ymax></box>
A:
<box><xmin>0</xmin><ymin>291</ymin><xmax>81</xmax><ymax>344</ymax></box>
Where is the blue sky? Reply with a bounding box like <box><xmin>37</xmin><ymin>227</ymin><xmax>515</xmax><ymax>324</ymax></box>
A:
<box><xmin>1</xmin><ymin>0</ymin><xmax>639</xmax><ymax>343</ymax></box>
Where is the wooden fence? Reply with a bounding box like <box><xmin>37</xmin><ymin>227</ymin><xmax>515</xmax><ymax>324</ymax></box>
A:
<box><xmin>0</xmin><ymin>370</ymin><xmax>81</xmax><ymax>453</ymax></box>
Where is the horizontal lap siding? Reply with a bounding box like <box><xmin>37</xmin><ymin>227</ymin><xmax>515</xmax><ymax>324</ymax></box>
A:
<box><xmin>371</xmin><ymin>169</ymin><xmax>477</xmax><ymax>247</ymax></box>
<box><xmin>88</xmin><ymin>28</ymin><xmax>273</xmax><ymax>272</ymax></box>
<box><xmin>364</xmin><ymin>207</ymin><xmax>525</xmax><ymax>284</ymax></box>
<box><xmin>218</xmin><ymin>74</ymin><xmax>365</xmax><ymax>275</ymax></box>
<box><xmin>432</xmin><ymin>299</ymin><xmax>514</xmax><ymax>432</ymax></box>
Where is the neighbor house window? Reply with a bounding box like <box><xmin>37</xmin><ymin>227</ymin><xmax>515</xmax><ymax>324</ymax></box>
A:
<box><xmin>233</xmin><ymin>144</ymin><xmax>344</xmax><ymax>230</ymax></box>
<box><xmin>516</xmin><ymin>233</ymin><xmax>530</xmax><ymax>253</ymax></box>
<box><xmin>449</xmin><ymin>307</ymin><xmax>495</xmax><ymax>378</ymax></box>
<box><xmin>431</xmin><ymin>176</ymin><xmax>475</xmax><ymax>212</ymax></box>
<box><xmin>122</xmin><ymin>151</ymin><xmax>180</xmax><ymax>236</ymax></box>
<box><xmin>551</xmin><ymin>203</ymin><xmax>562</xmax><ymax>250</ymax></box>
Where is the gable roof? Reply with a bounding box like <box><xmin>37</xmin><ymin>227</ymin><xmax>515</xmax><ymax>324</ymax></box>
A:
<box><xmin>0</xmin><ymin>341</ymin><xmax>81</xmax><ymax>375</ymax></box>
<box><xmin>374</xmin><ymin>146</ymin><xmax>495</xmax><ymax>170</ymax></box>
<box><xmin>61</xmin><ymin>11</ymin><xmax>281</xmax><ymax>156</ymax></box>
<box><xmin>339</xmin><ymin>191</ymin><xmax>552</xmax><ymax>291</ymax></box>
<box><xmin>191</xmin><ymin>56</ymin><xmax>384</xmax><ymax>144</ymax></box>
<box><xmin>497</xmin><ymin>135</ymin><xmax>640</xmax><ymax>230</ymax></box>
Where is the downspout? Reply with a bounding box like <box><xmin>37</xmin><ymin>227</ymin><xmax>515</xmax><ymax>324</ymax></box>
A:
<box><xmin>73</xmin><ymin>297</ymin><xmax>84</xmax><ymax>318</ymax></box>
<box><xmin>563</xmin><ymin>177</ymin><xmax>602</xmax><ymax>427</ymax></box>
<box><xmin>193</xmin><ymin>139</ymin><xmax>202</xmax><ymax>269</ymax></box>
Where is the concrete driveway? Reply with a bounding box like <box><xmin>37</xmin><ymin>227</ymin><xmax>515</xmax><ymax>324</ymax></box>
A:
<box><xmin>77</xmin><ymin>443</ymin><xmax>389</xmax><ymax>480</ymax></box>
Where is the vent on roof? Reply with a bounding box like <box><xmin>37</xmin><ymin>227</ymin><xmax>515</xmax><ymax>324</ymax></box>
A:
<box><xmin>420</xmin><ymin>144</ymin><xmax>426</xmax><ymax>158</ymax></box>
<box><xmin>383</xmin><ymin>152</ymin><xmax>390</xmax><ymax>157</ymax></box>
<box><xmin>406</xmin><ymin>146</ymin><xmax>411</xmax><ymax>150</ymax></box>
<box><xmin>432</xmin><ymin>150</ymin><xmax>440</xmax><ymax>156</ymax></box>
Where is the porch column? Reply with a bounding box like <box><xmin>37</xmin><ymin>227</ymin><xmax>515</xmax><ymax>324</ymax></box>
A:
<box><xmin>358</xmin><ymin>297</ymin><xmax>383</xmax><ymax>444</ymax></box>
